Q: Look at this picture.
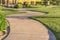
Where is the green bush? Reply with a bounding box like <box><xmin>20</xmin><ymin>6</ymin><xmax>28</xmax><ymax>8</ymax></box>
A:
<box><xmin>23</xmin><ymin>2</ymin><xmax>32</xmax><ymax>8</ymax></box>
<box><xmin>0</xmin><ymin>11</ymin><xmax>7</xmax><ymax>31</ymax></box>
<box><xmin>23</xmin><ymin>2</ymin><xmax>28</xmax><ymax>8</ymax></box>
<box><xmin>14</xmin><ymin>3</ymin><xmax>23</xmax><ymax>8</ymax></box>
<box><xmin>36</xmin><ymin>2</ymin><xmax>42</xmax><ymax>5</ymax></box>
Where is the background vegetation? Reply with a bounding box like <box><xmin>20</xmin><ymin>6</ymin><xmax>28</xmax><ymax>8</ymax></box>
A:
<box><xmin>0</xmin><ymin>11</ymin><xmax>7</xmax><ymax>31</ymax></box>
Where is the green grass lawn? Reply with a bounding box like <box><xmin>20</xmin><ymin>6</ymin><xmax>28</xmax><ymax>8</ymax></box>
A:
<box><xmin>28</xmin><ymin>5</ymin><xmax>60</xmax><ymax>17</ymax></box>
<box><xmin>0</xmin><ymin>6</ymin><xmax>25</xmax><ymax>15</ymax></box>
<box><xmin>28</xmin><ymin>5</ymin><xmax>60</xmax><ymax>40</ymax></box>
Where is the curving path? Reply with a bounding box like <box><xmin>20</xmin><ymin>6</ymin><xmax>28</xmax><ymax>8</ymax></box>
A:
<box><xmin>3</xmin><ymin>8</ymin><xmax>56</xmax><ymax>40</ymax></box>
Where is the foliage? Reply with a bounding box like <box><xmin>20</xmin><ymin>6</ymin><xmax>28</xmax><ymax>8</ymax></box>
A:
<box><xmin>48</xmin><ymin>0</ymin><xmax>60</xmax><ymax>5</ymax></box>
<box><xmin>0</xmin><ymin>11</ymin><xmax>7</xmax><ymax>31</ymax></box>
<box><xmin>36</xmin><ymin>2</ymin><xmax>43</xmax><ymax>5</ymax></box>
<box><xmin>23</xmin><ymin>2</ymin><xmax>31</xmax><ymax>8</ymax></box>
<box><xmin>40</xmin><ymin>0</ymin><xmax>60</xmax><ymax>6</ymax></box>
<box><xmin>14</xmin><ymin>3</ymin><xmax>23</xmax><ymax>8</ymax></box>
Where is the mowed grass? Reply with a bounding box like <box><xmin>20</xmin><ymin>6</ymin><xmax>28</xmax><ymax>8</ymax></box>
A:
<box><xmin>28</xmin><ymin>6</ymin><xmax>60</xmax><ymax>17</ymax></box>
<box><xmin>28</xmin><ymin>6</ymin><xmax>60</xmax><ymax>40</ymax></box>
<box><xmin>0</xmin><ymin>6</ymin><xmax>25</xmax><ymax>15</ymax></box>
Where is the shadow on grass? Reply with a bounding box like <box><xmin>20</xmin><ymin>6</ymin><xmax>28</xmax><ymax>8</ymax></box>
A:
<box><xmin>27</xmin><ymin>10</ymin><xmax>48</xmax><ymax>14</ymax></box>
<box><xmin>31</xmin><ymin>16</ymin><xmax>60</xmax><ymax>18</ymax></box>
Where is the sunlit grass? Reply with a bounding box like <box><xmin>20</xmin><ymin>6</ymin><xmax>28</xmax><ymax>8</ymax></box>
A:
<box><xmin>28</xmin><ymin>6</ymin><xmax>60</xmax><ymax>17</ymax></box>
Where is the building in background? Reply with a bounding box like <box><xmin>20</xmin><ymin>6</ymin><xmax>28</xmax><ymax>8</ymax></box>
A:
<box><xmin>0</xmin><ymin>0</ymin><xmax>41</xmax><ymax>5</ymax></box>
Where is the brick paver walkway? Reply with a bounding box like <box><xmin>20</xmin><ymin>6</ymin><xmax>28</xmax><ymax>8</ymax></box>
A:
<box><xmin>4</xmin><ymin>9</ymin><xmax>56</xmax><ymax>40</ymax></box>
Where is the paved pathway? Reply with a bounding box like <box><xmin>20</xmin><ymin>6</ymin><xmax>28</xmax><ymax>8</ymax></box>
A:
<box><xmin>3</xmin><ymin>8</ymin><xmax>56</xmax><ymax>40</ymax></box>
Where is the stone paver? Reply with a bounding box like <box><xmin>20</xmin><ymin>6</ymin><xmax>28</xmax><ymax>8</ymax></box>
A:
<box><xmin>3</xmin><ymin>9</ymin><xmax>56</xmax><ymax>40</ymax></box>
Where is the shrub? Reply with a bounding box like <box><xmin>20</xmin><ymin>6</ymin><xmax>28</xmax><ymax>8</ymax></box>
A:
<box><xmin>0</xmin><ymin>11</ymin><xmax>7</xmax><ymax>31</ymax></box>
<box><xmin>23</xmin><ymin>2</ymin><xmax>37</xmax><ymax>8</ymax></box>
<box><xmin>14</xmin><ymin>3</ymin><xmax>23</xmax><ymax>8</ymax></box>
<box><xmin>23</xmin><ymin>2</ymin><xmax>31</xmax><ymax>8</ymax></box>
<box><xmin>36</xmin><ymin>2</ymin><xmax>42</xmax><ymax>5</ymax></box>
<box><xmin>23</xmin><ymin>2</ymin><xmax>29</xmax><ymax>8</ymax></box>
